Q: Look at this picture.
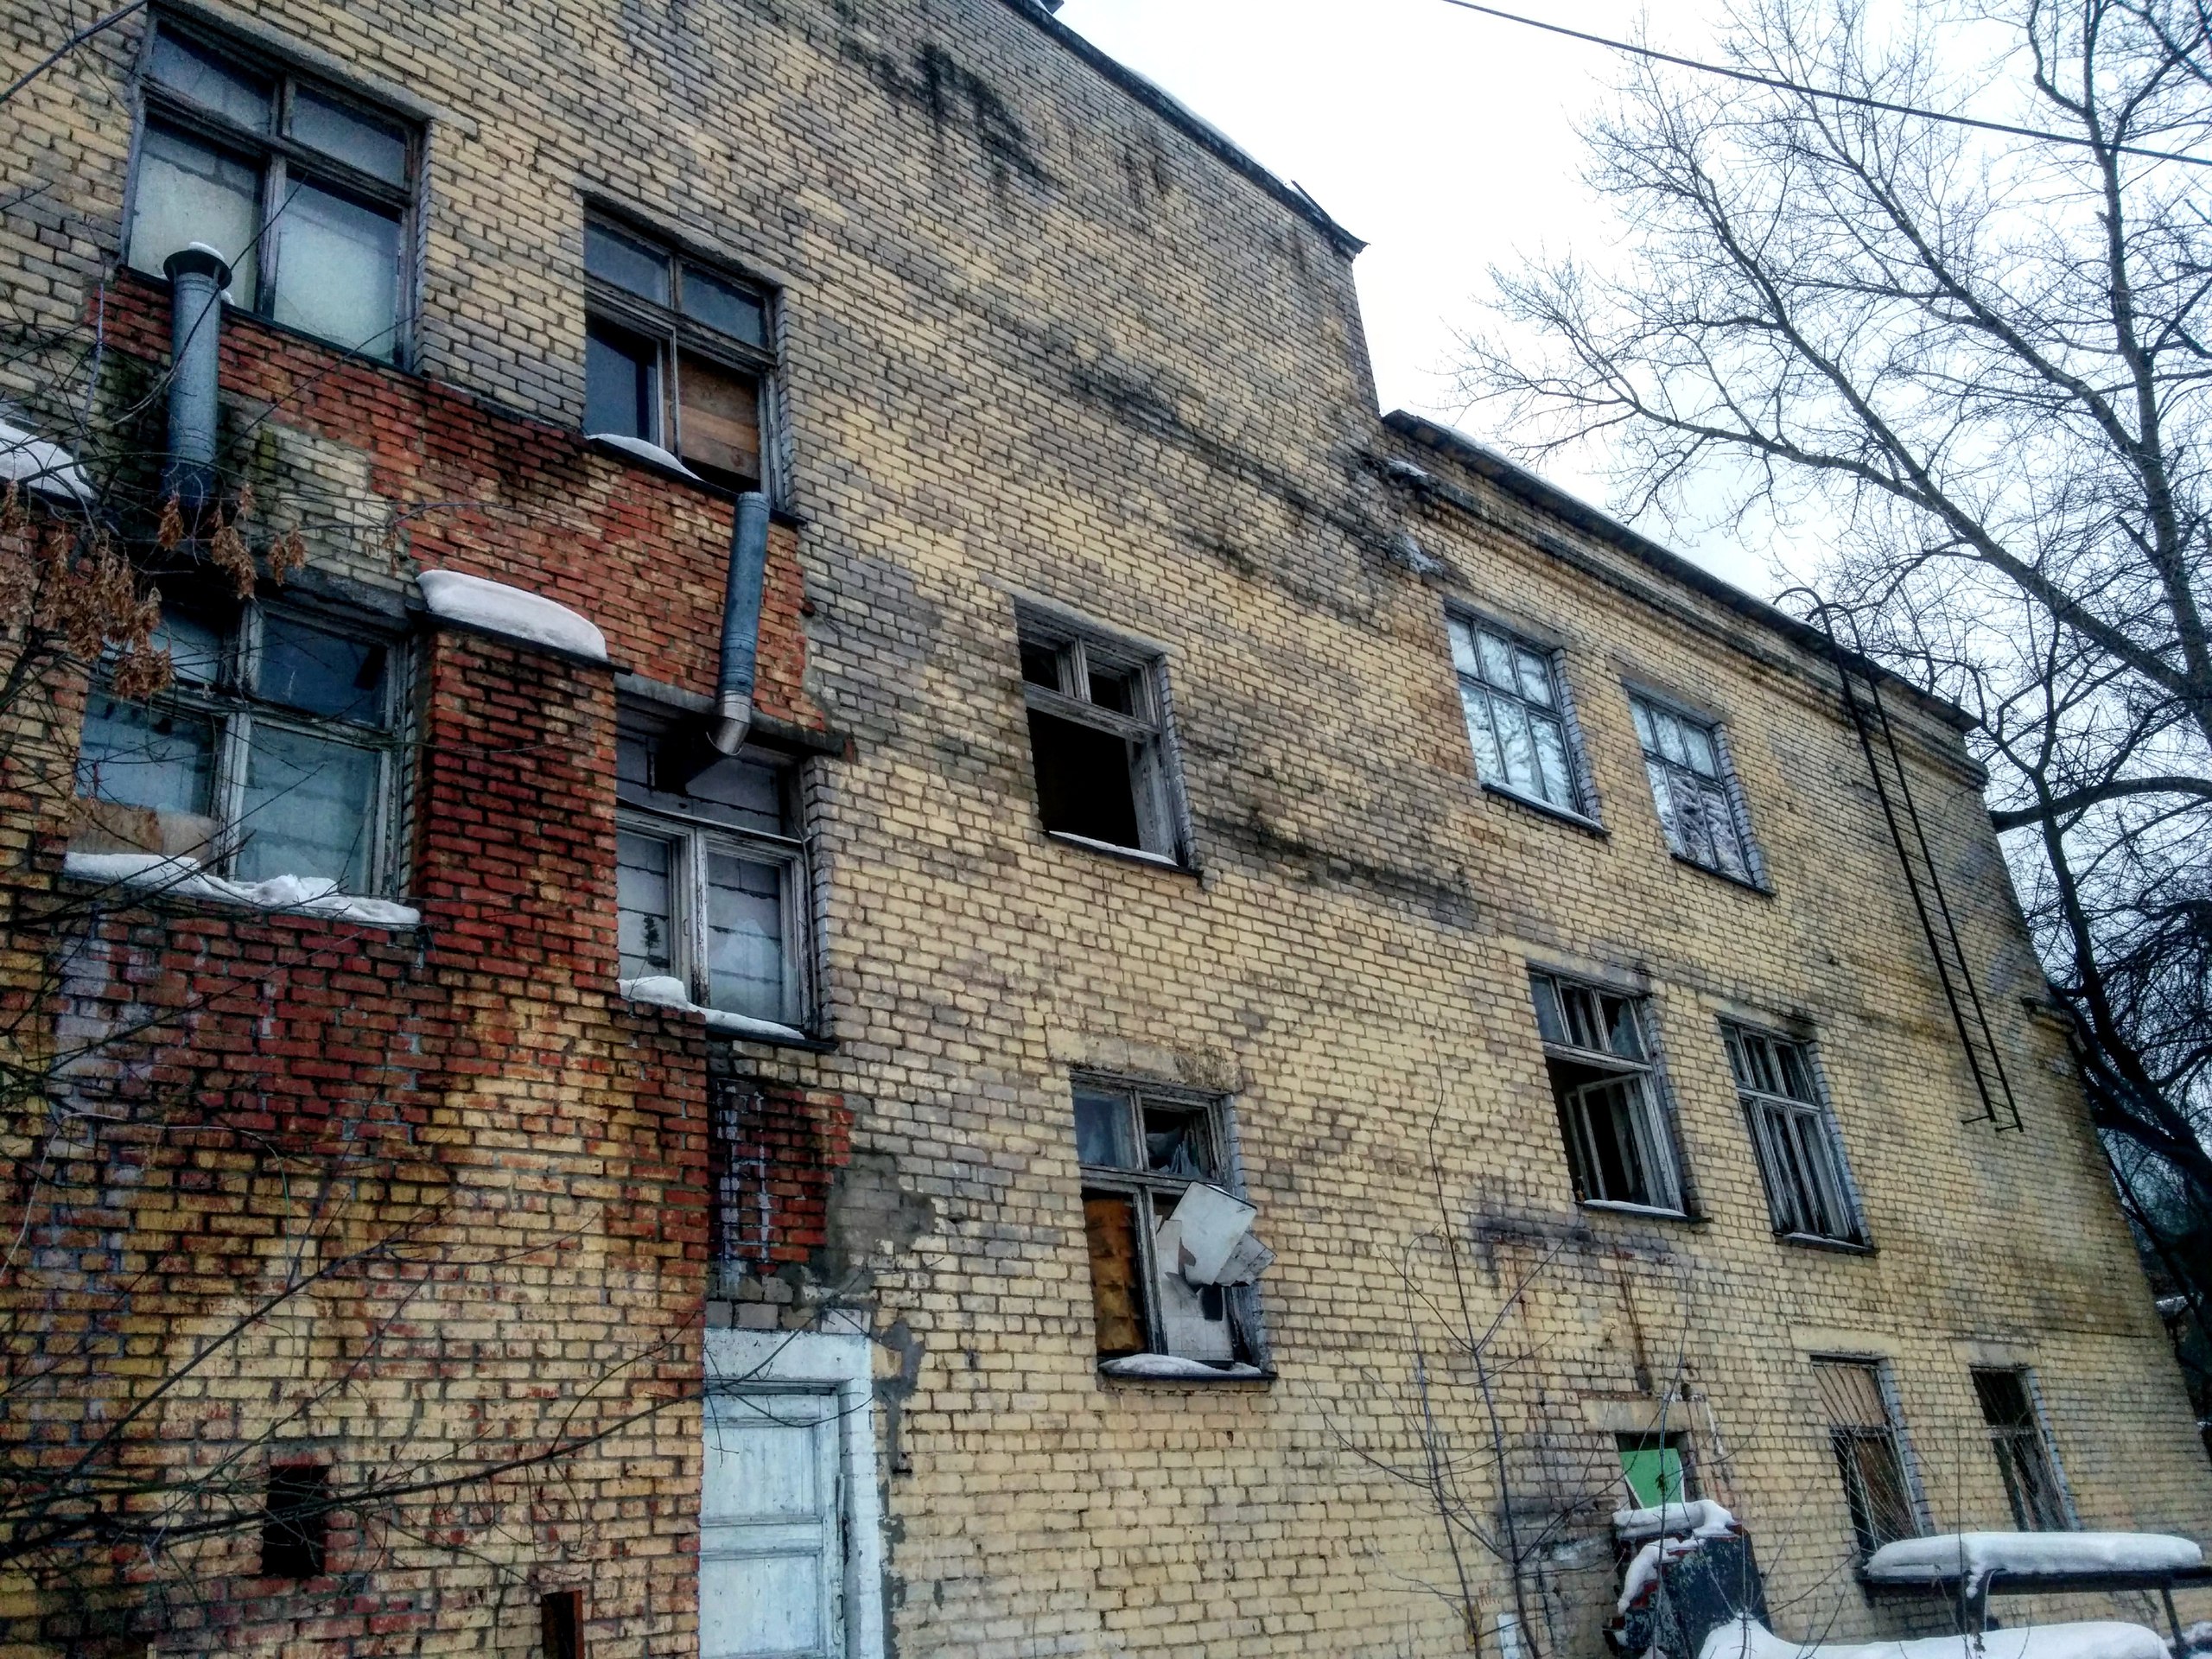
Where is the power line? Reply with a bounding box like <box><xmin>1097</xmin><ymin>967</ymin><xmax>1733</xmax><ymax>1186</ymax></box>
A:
<box><xmin>1435</xmin><ymin>0</ymin><xmax>2212</xmax><ymax>169</ymax></box>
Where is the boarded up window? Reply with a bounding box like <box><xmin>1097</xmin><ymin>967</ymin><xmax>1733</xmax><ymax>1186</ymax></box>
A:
<box><xmin>677</xmin><ymin>353</ymin><xmax>762</xmax><ymax>490</ymax></box>
<box><xmin>1083</xmin><ymin>1193</ymin><xmax>1145</xmax><ymax>1357</ymax></box>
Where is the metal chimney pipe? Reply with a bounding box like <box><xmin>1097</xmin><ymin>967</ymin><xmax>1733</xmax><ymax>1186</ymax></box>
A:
<box><xmin>709</xmin><ymin>490</ymin><xmax>772</xmax><ymax>755</ymax></box>
<box><xmin>162</xmin><ymin>244</ymin><xmax>232</xmax><ymax>511</ymax></box>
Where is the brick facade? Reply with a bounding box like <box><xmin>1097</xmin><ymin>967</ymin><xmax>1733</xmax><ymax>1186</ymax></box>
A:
<box><xmin>0</xmin><ymin>0</ymin><xmax>2206</xmax><ymax>1654</ymax></box>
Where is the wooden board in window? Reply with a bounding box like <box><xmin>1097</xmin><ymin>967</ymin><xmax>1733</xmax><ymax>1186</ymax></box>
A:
<box><xmin>1082</xmin><ymin>1194</ymin><xmax>1145</xmax><ymax>1358</ymax></box>
<box><xmin>678</xmin><ymin>354</ymin><xmax>761</xmax><ymax>487</ymax></box>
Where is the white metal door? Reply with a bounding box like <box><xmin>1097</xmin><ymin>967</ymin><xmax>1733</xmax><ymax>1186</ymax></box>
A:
<box><xmin>701</xmin><ymin>1389</ymin><xmax>844</xmax><ymax>1659</ymax></box>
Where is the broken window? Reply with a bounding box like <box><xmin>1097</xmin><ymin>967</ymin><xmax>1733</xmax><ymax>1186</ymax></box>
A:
<box><xmin>1725</xmin><ymin>1025</ymin><xmax>1865</xmax><ymax>1246</ymax></box>
<box><xmin>1449</xmin><ymin>613</ymin><xmax>1588</xmax><ymax>816</ymax></box>
<box><xmin>582</xmin><ymin>216</ymin><xmax>775</xmax><ymax>493</ymax></box>
<box><xmin>1529</xmin><ymin>971</ymin><xmax>1686</xmax><ymax>1215</ymax></box>
<box><xmin>1628</xmin><ymin>692</ymin><xmax>1758</xmax><ymax>882</ymax></box>
<box><xmin>127</xmin><ymin>18</ymin><xmax>416</xmax><ymax>361</ymax></box>
<box><xmin>260</xmin><ymin>1463</ymin><xmax>329</xmax><ymax>1579</ymax></box>
<box><xmin>1018</xmin><ymin>613</ymin><xmax>1185</xmax><ymax>864</ymax></box>
<box><xmin>1618</xmin><ymin>1431</ymin><xmax>1697</xmax><ymax>1510</ymax></box>
<box><xmin>1072</xmin><ymin>1078</ymin><xmax>1266</xmax><ymax>1370</ymax></box>
<box><xmin>614</xmin><ymin>712</ymin><xmax>808</xmax><ymax>1030</ymax></box>
<box><xmin>1973</xmin><ymin>1368</ymin><xmax>2071</xmax><ymax>1531</ymax></box>
<box><xmin>1813</xmin><ymin>1357</ymin><xmax>1921</xmax><ymax>1555</ymax></box>
<box><xmin>540</xmin><ymin>1589</ymin><xmax>583</xmax><ymax>1659</ymax></box>
<box><xmin>73</xmin><ymin>600</ymin><xmax>403</xmax><ymax>893</ymax></box>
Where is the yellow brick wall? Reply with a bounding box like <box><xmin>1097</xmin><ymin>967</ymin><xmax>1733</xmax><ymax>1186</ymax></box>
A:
<box><xmin>0</xmin><ymin>0</ymin><xmax>2205</xmax><ymax>1654</ymax></box>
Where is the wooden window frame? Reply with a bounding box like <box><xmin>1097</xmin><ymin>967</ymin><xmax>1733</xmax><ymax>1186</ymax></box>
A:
<box><xmin>1017</xmin><ymin>612</ymin><xmax>1187</xmax><ymax>867</ymax></box>
<box><xmin>1447</xmin><ymin>609</ymin><xmax>1595</xmax><ymax>823</ymax></box>
<box><xmin>1812</xmin><ymin>1355</ymin><xmax>1926</xmax><ymax>1557</ymax></box>
<box><xmin>1529</xmin><ymin>969</ymin><xmax>1688</xmax><ymax>1217</ymax></box>
<box><xmin>1724</xmin><ymin>1023</ymin><xmax>1867</xmax><ymax>1248</ymax></box>
<box><xmin>582</xmin><ymin>214</ymin><xmax>779</xmax><ymax>496</ymax></box>
<box><xmin>129</xmin><ymin>15</ymin><xmax>420</xmax><ymax>363</ymax></box>
<box><xmin>1971</xmin><ymin>1366</ymin><xmax>2075</xmax><ymax>1532</ymax></box>
<box><xmin>1072</xmin><ymin>1077</ymin><xmax>1262</xmax><ymax>1368</ymax></box>
<box><xmin>1626</xmin><ymin>689</ymin><xmax>1764</xmax><ymax>887</ymax></box>
<box><xmin>614</xmin><ymin>804</ymin><xmax>809</xmax><ymax>1029</ymax></box>
<box><xmin>74</xmin><ymin>597</ymin><xmax>406</xmax><ymax>896</ymax></box>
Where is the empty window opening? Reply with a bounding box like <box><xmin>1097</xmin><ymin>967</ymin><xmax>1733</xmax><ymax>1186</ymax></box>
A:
<box><xmin>1618</xmin><ymin>1431</ymin><xmax>1698</xmax><ymax>1510</ymax></box>
<box><xmin>1973</xmin><ymin>1368</ymin><xmax>2071</xmax><ymax>1532</ymax></box>
<box><xmin>73</xmin><ymin>599</ymin><xmax>402</xmax><ymax>893</ymax></box>
<box><xmin>1726</xmin><ymin>1025</ymin><xmax>1866</xmax><ymax>1247</ymax></box>
<box><xmin>614</xmin><ymin>712</ymin><xmax>808</xmax><ymax>1028</ymax></box>
<box><xmin>1018</xmin><ymin>615</ymin><xmax>1184</xmax><ymax>865</ymax></box>
<box><xmin>1449</xmin><ymin>613</ymin><xmax>1587</xmax><ymax>816</ymax></box>
<box><xmin>1629</xmin><ymin>693</ymin><xmax>1757</xmax><ymax>881</ymax></box>
<box><xmin>1072</xmin><ymin>1079</ymin><xmax>1265</xmax><ymax>1370</ymax></box>
<box><xmin>1529</xmin><ymin>971</ymin><xmax>1685</xmax><ymax>1214</ymax></box>
<box><xmin>541</xmin><ymin>1589</ymin><xmax>583</xmax><ymax>1659</ymax></box>
<box><xmin>1813</xmin><ymin>1358</ymin><xmax>1920</xmax><ymax>1555</ymax></box>
<box><xmin>260</xmin><ymin>1463</ymin><xmax>329</xmax><ymax>1579</ymax></box>
<box><xmin>583</xmin><ymin>217</ymin><xmax>773</xmax><ymax>493</ymax></box>
<box><xmin>127</xmin><ymin>19</ymin><xmax>416</xmax><ymax>360</ymax></box>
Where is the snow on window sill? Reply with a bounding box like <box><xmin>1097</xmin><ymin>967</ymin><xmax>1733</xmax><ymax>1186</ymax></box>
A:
<box><xmin>62</xmin><ymin>853</ymin><xmax>419</xmax><ymax>927</ymax></box>
<box><xmin>1097</xmin><ymin>1353</ymin><xmax>1270</xmax><ymax>1383</ymax></box>
<box><xmin>585</xmin><ymin>433</ymin><xmax>702</xmax><ymax>484</ymax></box>
<box><xmin>417</xmin><ymin>569</ymin><xmax>607</xmax><ymax>662</ymax></box>
<box><xmin>616</xmin><ymin>976</ymin><xmax>814</xmax><ymax>1046</ymax></box>
<box><xmin>1480</xmin><ymin>780</ymin><xmax>1607</xmax><ymax>836</ymax></box>
<box><xmin>1776</xmin><ymin>1230</ymin><xmax>1874</xmax><ymax>1256</ymax></box>
<box><xmin>0</xmin><ymin>420</ymin><xmax>92</xmax><ymax>504</ymax></box>
<box><xmin>1580</xmin><ymin>1198</ymin><xmax>1696</xmax><ymax>1223</ymax></box>
<box><xmin>1044</xmin><ymin>831</ymin><xmax>1189</xmax><ymax>872</ymax></box>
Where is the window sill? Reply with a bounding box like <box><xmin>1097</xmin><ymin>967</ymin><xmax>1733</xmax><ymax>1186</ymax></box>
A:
<box><xmin>1098</xmin><ymin>1354</ymin><xmax>1272</xmax><ymax>1384</ymax></box>
<box><xmin>616</xmin><ymin>977</ymin><xmax>832</xmax><ymax>1051</ymax></box>
<box><xmin>1044</xmin><ymin>830</ymin><xmax>1192</xmax><ymax>874</ymax></box>
<box><xmin>1776</xmin><ymin>1230</ymin><xmax>1875</xmax><ymax>1256</ymax></box>
<box><xmin>1482</xmin><ymin>781</ymin><xmax>1607</xmax><ymax>836</ymax></box>
<box><xmin>1580</xmin><ymin>1198</ymin><xmax>1702</xmax><ymax>1224</ymax></box>
<box><xmin>60</xmin><ymin>852</ymin><xmax>420</xmax><ymax>928</ymax></box>
<box><xmin>1668</xmin><ymin>852</ymin><xmax>1773</xmax><ymax>896</ymax></box>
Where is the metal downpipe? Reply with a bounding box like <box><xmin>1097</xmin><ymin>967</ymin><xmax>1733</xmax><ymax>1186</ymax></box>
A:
<box><xmin>710</xmin><ymin>490</ymin><xmax>772</xmax><ymax>754</ymax></box>
<box><xmin>162</xmin><ymin>244</ymin><xmax>232</xmax><ymax>512</ymax></box>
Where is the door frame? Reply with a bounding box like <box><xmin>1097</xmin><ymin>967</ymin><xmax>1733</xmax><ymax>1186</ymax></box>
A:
<box><xmin>702</xmin><ymin>1319</ymin><xmax>886</xmax><ymax>1659</ymax></box>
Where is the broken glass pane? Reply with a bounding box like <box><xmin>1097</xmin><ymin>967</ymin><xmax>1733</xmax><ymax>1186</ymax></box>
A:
<box><xmin>1074</xmin><ymin>1087</ymin><xmax>1137</xmax><ymax>1169</ymax></box>
<box><xmin>1143</xmin><ymin>1103</ymin><xmax>1215</xmax><ymax>1181</ymax></box>
<box><xmin>236</xmin><ymin>723</ymin><xmax>378</xmax><ymax>888</ymax></box>
<box><xmin>258</xmin><ymin>616</ymin><xmax>385</xmax><ymax>725</ymax></box>
<box><xmin>1529</xmin><ymin>974</ymin><xmax>1567</xmax><ymax>1046</ymax></box>
<box><xmin>155</xmin><ymin>609</ymin><xmax>226</xmax><ymax>687</ymax></box>
<box><xmin>616</xmin><ymin>830</ymin><xmax>676</xmax><ymax>980</ymax></box>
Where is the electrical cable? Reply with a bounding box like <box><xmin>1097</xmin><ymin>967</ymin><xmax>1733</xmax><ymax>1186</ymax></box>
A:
<box><xmin>1435</xmin><ymin>0</ymin><xmax>2212</xmax><ymax>168</ymax></box>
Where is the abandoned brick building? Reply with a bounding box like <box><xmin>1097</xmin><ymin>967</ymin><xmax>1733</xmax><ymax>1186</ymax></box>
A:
<box><xmin>0</xmin><ymin>0</ymin><xmax>2207</xmax><ymax>1654</ymax></box>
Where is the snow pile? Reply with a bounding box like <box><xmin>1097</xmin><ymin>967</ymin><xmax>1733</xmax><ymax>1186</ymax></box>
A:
<box><xmin>1616</xmin><ymin>1500</ymin><xmax>1738</xmax><ymax>1542</ymax></box>
<box><xmin>616</xmin><ymin>976</ymin><xmax>806</xmax><ymax>1044</ymax></box>
<box><xmin>1699</xmin><ymin>1617</ymin><xmax>2165</xmax><ymax>1659</ymax></box>
<box><xmin>417</xmin><ymin>569</ymin><xmax>607</xmax><ymax>662</ymax></box>
<box><xmin>63</xmin><ymin>852</ymin><xmax>419</xmax><ymax>926</ymax></box>
<box><xmin>586</xmin><ymin>432</ymin><xmax>701</xmax><ymax>481</ymax></box>
<box><xmin>1864</xmin><ymin>1532</ymin><xmax>2202</xmax><ymax>1593</ymax></box>
<box><xmin>0</xmin><ymin>420</ymin><xmax>92</xmax><ymax>503</ymax></box>
<box><xmin>1616</xmin><ymin>1503</ymin><xmax>1739</xmax><ymax>1616</ymax></box>
<box><xmin>1097</xmin><ymin>1354</ymin><xmax>1267</xmax><ymax>1382</ymax></box>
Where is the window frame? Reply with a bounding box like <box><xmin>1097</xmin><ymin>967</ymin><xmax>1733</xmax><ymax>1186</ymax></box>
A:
<box><xmin>1971</xmin><ymin>1366</ymin><xmax>2075</xmax><ymax>1532</ymax></box>
<box><xmin>1529</xmin><ymin>969</ymin><xmax>1690</xmax><ymax>1218</ymax></box>
<box><xmin>1617</xmin><ymin>1429</ymin><xmax>1699</xmax><ymax>1510</ymax></box>
<box><xmin>1446</xmin><ymin>608</ymin><xmax>1598</xmax><ymax>825</ymax></box>
<box><xmin>1071</xmin><ymin>1076</ymin><xmax>1264</xmax><ymax>1370</ymax></box>
<box><xmin>1625</xmin><ymin>687</ymin><xmax>1764</xmax><ymax>887</ymax></box>
<box><xmin>1724</xmin><ymin>1022</ymin><xmax>1868</xmax><ymax>1249</ymax></box>
<box><xmin>1811</xmin><ymin>1355</ymin><xmax>1926</xmax><ymax>1558</ymax></box>
<box><xmin>1016</xmin><ymin>610</ymin><xmax>1189</xmax><ymax>868</ymax></box>
<box><xmin>75</xmin><ymin>597</ymin><xmax>406</xmax><ymax>896</ymax></box>
<box><xmin>128</xmin><ymin>16</ymin><xmax>420</xmax><ymax>364</ymax></box>
<box><xmin>581</xmin><ymin>212</ymin><xmax>779</xmax><ymax>497</ymax></box>
<box><xmin>614</xmin><ymin>803</ymin><xmax>810</xmax><ymax>1030</ymax></box>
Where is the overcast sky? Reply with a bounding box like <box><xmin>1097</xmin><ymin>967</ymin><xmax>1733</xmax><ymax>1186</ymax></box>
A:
<box><xmin>1051</xmin><ymin>0</ymin><xmax>1776</xmax><ymax>593</ymax></box>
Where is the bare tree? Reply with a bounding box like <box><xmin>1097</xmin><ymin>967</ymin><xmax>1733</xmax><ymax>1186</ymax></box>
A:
<box><xmin>1459</xmin><ymin>0</ymin><xmax>2212</xmax><ymax>1360</ymax></box>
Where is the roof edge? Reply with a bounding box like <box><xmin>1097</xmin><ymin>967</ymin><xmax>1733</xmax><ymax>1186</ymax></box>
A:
<box><xmin>1382</xmin><ymin>411</ymin><xmax>1975</xmax><ymax>734</ymax></box>
<box><xmin>994</xmin><ymin>0</ymin><xmax>1366</xmax><ymax>258</ymax></box>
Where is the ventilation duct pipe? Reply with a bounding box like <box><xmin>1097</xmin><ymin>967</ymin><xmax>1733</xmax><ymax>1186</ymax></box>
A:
<box><xmin>709</xmin><ymin>489</ymin><xmax>772</xmax><ymax>754</ymax></box>
<box><xmin>162</xmin><ymin>244</ymin><xmax>232</xmax><ymax>512</ymax></box>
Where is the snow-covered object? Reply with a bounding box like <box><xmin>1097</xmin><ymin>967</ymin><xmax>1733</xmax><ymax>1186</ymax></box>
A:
<box><xmin>586</xmin><ymin>432</ymin><xmax>701</xmax><ymax>481</ymax></box>
<box><xmin>63</xmin><ymin>852</ymin><xmax>419</xmax><ymax>926</ymax></box>
<box><xmin>1096</xmin><ymin>1353</ymin><xmax>1267</xmax><ymax>1382</ymax></box>
<box><xmin>1615</xmin><ymin>1500</ymin><xmax>1738</xmax><ymax>1541</ymax></box>
<box><xmin>417</xmin><ymin>569</ymin><xmax>607</xmax><ymax>662</ymax></box>
<box><xmin>1699</xmin><ymin>1616</ymin><xmax>2166</xmax><ymax>1659</ymax></box>
<box><xmin>0</xmin><ymin>420</ymin><xmax>92</xmax><ymax>503</ymax></box>
<box><xmin>1863</xmin><ymin>1532</ymin><xmax>2203</xmax><ymax>1593</ymax></box>
<box><xmin>616</xmin><ymin>976</ymin><xmax>806</xmax><ymax>1044</ymax></box>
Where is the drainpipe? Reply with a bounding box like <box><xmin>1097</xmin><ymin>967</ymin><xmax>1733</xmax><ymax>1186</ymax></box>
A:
<box><xmin>162</xmin><ymin>244</ymin><xmax>232</xmax><ymax>512</ymax></box>
<box><xmin>709</xmin><ymin>489</ymin><xmax>771</xmax><ymax>754</ymax></box>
